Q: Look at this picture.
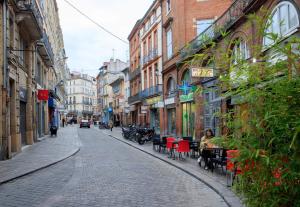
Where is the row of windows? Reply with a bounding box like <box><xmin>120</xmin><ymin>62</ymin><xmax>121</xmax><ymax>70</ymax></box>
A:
<box><xmin>165</xmin><ymin>1</ymin><xmax>299</xmax><ymax>61</ymax></box>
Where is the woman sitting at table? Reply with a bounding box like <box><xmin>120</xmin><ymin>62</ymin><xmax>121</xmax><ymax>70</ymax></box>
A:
<box><xmin>199</xmin><ymin>129</ymin><xmax>216</xmax><ymax>170</ymax></box>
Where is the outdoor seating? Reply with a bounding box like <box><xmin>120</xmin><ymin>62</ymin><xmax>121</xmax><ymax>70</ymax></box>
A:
<box><xmin>159</xmin><ymin>136</ymin><xmax>167</xmax><ymax>153</ymax></box>
<box><xmin>152</xmin><ymin>134</ymin><xmax>161</xmax><ymax>151</ymax></box>
<box><xmin>226</xmin><ymin>150</ymin><xmax>241</xmax><ymax>186</ymax></box>
<box><xmin>166</xmin><ymin>137</ymin><xmax>176</xmax><ymax>158</ymax></box>
<box><xmin>189</xmin><ymin>141</ymin><xmax>199</xmax><ymax>158</ymax></box>
<box><xmin>211</xmin><ymin>149</ymin><xmax>227</xmax><ymax>173</ymax></box>
<box><xmin>176</xmin><ymin>140</ymin><xmax>190</xmax><ymax>160</ymax></box>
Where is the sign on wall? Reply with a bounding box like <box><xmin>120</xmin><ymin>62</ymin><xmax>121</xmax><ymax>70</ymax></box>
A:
<box><xmin>180</xmin><ymin>92</ymin><xmax>194</xmax><ymax>103</ymax></box>
<box><xmin>191</xmin><ymin>67</ymin><xmax>214</xmax><ymax>78</ymax></box>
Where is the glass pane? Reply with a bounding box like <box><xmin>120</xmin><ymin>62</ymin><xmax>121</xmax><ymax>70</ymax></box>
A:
<box><xmin>272</xmin><ymin>10</ymin><xmax>280</xmax><ymax>36</ymax></box>
<box><xmin>279</xmin><ymin>5</ymin><xmax>288</xmax><ymax>35</ymax></box>
<box><xmin>289</xmin><ymin>4</ymin><xmax>299</xmax><ymax>29</ymax></box>
<box><xmin>196</xmin><ymin>19</ymin><xmax>214</xmax><ymax>35</ymax></box>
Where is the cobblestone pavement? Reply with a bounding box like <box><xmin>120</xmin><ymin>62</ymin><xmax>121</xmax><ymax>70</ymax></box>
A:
<box><xmin>0</xmin><ymin>126</ymin><xmax>80</xmax><ymax>184</ymax></box>
<box><xmin>0</xmin><ymin>127</ymin><xmax>227</xmax><ymax>207</ymax></box>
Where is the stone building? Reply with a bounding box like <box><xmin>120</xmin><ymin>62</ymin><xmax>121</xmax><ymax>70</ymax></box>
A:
<box><xmin>96</xmin><ymin>59</ymin><xmax>128</xmax><ymax>124</ymax></box>
<box><xmin>66</xmin><ymin>72</ymin><xmax>97</xmax><ymax>121</ymax></box>
<box><xmin>0</xmin><ymin>0</ymin><xmax>67</xmax><ymax>160</ymax></box>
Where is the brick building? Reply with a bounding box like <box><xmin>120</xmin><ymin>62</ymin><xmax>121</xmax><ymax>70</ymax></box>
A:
<box><xmin>160</xmin><ymin>0</ymin><xmax>232</xmax><ymax>138</ymax></box>
<box><xmin>178</xmin><ymin>0</ymin><xmax>300</xmax><ymax>137</ymax></box>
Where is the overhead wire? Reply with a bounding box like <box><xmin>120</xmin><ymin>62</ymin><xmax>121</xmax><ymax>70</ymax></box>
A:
<box><xmin>62</xmin><ymin>0</ymin><xmax>129</xmax><ymax>45</ymax></box>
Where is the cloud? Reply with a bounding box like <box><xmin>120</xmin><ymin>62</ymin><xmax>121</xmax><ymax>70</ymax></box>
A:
<box><xmin>57</xmin><ymin>0</ymin><xmax>154</xmax><ymax>77</ymax></box>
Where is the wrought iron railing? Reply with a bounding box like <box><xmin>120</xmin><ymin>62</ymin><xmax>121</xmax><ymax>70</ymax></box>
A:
<box><xmin>15</xmin><ymin>0</ymin><xmax>43</xmax><ymax>33</ymax></box>
<box><xmin>129</xmin><ymin>67</ymin><xmax>141</xmax><ymax>81</ymax></box>
<box><xmin>128</xmin><ymin>92</ymin><xmax>142</xmax><ymax>104</ymax></box>
<box><xmin>42</xmin><ymin>32</ymin><xmax>54</xmax><ymax>63</ymax></box>
<box><xmin>143</xmin><ymin>48</ymin><xmax>158</xmax><ymax>65</ymax></box>
<box><xmin>180</xmin><ymin>0</ymin><xmax>254</xmax><ymax>59</ymax></box>
<box><xmin>140</xmin><ymin>84</ymin><xmax>163</xmax><ymax>99</ymax></box>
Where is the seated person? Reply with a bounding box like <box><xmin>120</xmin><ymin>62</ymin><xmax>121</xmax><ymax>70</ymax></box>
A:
<box><xmin>199</xmin><ymin>129</ymin><xmax>217</xmax><ymax>170</ymax></box>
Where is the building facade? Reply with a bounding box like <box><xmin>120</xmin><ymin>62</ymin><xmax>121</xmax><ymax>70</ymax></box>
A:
<box><xmin>160</xmin><ymin>0</ymin><xmax>232</xmax><ymax>139</ymax></box>
<box><xmin>128</xmin><ymin>1</ymin><xmax>164</xmax><ymax>132</ymax></box>
<box><xmin>96</xmin><ymin>59</ymin><xmax>128</xmax><ymax>124</ymax></box>
<box><xmin>66</xmin><ymin>72</ymin><xmax>97</xmax><ymax>121</ymax></box>
<box><xmin>0</xmin><ymin>0</ymin><xmax>67</xmax><ymax>160</ymax></box>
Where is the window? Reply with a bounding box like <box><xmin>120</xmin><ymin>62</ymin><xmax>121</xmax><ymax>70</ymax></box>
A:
<box><xmin>166</xmin><ymin>0</ymin><xmax>171</xmax><ymax>14</ymax></box>
<box><xmin>167</xmin><ymin>77</ymin><xmax>175</xmax><ymax>96</ymax></box>
<box><xmin>196</xmin><ymin>19</ymin><xmax>214</xmax><ymax>35</ymax></box>
<box><xmin>230</xmin><ymin>38</ymin><xmax>250</xmax><ymax>82</ymax></box>
<box><xmin>166</xmin><ymin>29</ymin><xmax>173</xmax><ymax>59</ymax></box>
<box><xmin>232</xmin><ymin>38</ymin><xmax>249</xmax><ymax>65</ymax></box>
<box><xmin>144</xmin><ymin>70</ymin><xmax>147</xmax><ymax>89</ymax></box>
<box><xmin>263</xmin><ymin>1</ymin><xmax>299</xmax><ymax>47</ymax></box>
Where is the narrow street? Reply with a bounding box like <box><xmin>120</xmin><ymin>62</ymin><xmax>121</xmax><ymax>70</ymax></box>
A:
<box><xmin>0</xmin><ymin>127</ymin><xmax>227</xmax><ymax>207</ymax></box>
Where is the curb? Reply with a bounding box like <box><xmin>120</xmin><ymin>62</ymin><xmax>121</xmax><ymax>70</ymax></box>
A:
<box><xmin>101</xmin><ymin>130</ymin><xmax>243</xmax><ymax>207</ymax></box>
<box><xmin>0</xmin><ymin>147</ymin><xmax>80</xmax><ymax>186</ymax></box>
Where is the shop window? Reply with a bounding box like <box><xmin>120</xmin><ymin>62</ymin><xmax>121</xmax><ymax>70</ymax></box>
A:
<box><xmin>167</xmin><ymin>108</ymin><xmax>176</xmax><ymax>135</ymax></box>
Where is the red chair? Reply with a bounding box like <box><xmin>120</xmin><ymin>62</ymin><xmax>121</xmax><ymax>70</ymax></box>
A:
<box><xmin>226</xmin><ymin>150</ymin><xmax>241</xmax><ymax>186</ymax></box>
<box><xmin>176</xmin><ymin>140</ymin><xmax>190</xmax><ymax>159</ymax></box>
<box><xmin>166</xmin><ymin>137</ymin><xmax>175</xmax><ymax>158</ymax></box>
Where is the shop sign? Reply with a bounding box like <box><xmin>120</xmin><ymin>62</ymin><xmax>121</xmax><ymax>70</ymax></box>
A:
<box><xmin>141</xmin><ymin>106</ymin><xmax>148</xmax><ymax>111</ymax></box>
<box><xmin>178</xmin><ymin>81</ymin><xmax>192</xmax><ymax>95</ymax></box>
<box><xmin>141</xmin><ymin>110</ymin><xmax>147</xmax><ymax>114</ymax></box>
<box><xmin>180</xmin><ymin>92</ymin><xmax>194</xmax><ymax>103</ymax></box>
<box><xmin>156</xmin><ymin>101</ymin><xmax>164</xmax><ymax>108</ymax></box>
<box><xmin>37</xmin><ymin>89</ymin><xmax>49</xmax><ymax>101</ymax></box>
<box><xmin>164</xmin><ymin>97</ymin><xmax>175</xmax><ymax>105</ymax></box>
<box><xmin>130</xmin><ymin>105</ymin><xmax>136</xmax><ymax>111</ymax></box>
<box><xmin>145</xmin><ymin>96</ymin><xmax>162</xmax><ymax>105</ymax></box>
<box><xmin>191</xmin><ymin>67</ymin><xmax>214</xmax><ymax>78</ymax></box>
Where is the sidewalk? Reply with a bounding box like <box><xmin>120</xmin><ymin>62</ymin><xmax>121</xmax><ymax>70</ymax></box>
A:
<box><xmin>0</xmin><ymin>126</ymin><xmax>80</xmax><ymax>185</ymax></box>
<box><xmin>100</xmin><ymin>127</ymin><xmax>243</xmax><ymax>207</ymax></box>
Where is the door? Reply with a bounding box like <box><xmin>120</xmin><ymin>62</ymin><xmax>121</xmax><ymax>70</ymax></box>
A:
<box><xmin>20</xmin><ymin>101</ymin><xmax>27</xmax><ymax>146</ymax></box>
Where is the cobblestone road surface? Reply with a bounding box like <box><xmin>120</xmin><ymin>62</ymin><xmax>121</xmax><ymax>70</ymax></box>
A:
<box><xmin>0</xmin><ymin>127</ymin><xmax>227</xmax><ymax>207</ymax></box>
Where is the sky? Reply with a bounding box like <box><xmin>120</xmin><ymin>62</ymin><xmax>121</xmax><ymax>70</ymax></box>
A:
<box><xmin>57</xmin><ymin>0</ymin><xmax>154</xmax><ymax>77</ymax></box>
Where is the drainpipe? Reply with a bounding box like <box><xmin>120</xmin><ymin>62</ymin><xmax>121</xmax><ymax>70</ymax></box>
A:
<box><xmin>3</xmin><ymin>0</ymin><xmax>7</xmax><ymax>89</ymax></box>
<box><xmin>0</xmin><ymin>0</ymin><xmax>8</xmax><ymax>160</ymax></box>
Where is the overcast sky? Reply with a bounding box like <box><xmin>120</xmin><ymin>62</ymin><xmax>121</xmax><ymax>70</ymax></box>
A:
<box><xmin>57</xmin><ymin>0</ymin><xmax>154</xmax><ymax>77</ymax></box>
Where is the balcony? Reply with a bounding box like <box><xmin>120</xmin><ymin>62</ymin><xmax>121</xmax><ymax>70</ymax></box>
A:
<box><xmin>143</xmin><ymin>48</ymin><xmax>158</xmax><ymax>66</ymax></box>
<box><xmin>180</xmin><ymin>0</ymin><xmax>254</xmax><ymax>60</ymax></box>
<box><xmin>128</xmin><ymin>93</ymin><xmax>142</xmax><ymax>105</ymax></box>
<box><xmin>15</xmin><ymin>0</ymin><xmax>43</xmax><ymax>40</ymax></box>
<box><xmin>37</xmin><ymin>32</ymin><xmax>54</xmax><ymax>67</ymax></box>
<box><xmin>129</xmin><ymin>67</ymin><xmax>141</xmax><ymax>81</ymax></box>
<box><xmin>141</xmin><ymin>85</ymin><xmax>163</xmax><ymax>99</ymax></box>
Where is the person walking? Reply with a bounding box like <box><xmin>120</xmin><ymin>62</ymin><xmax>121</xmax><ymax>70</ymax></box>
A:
<box><xmin>109</xmin><ymin>119</ymin><xmax>114</xmax><ymax>132</ymax></box>
<box><xmin>62</xmin><ymin>117</ymin><xmax>66</xmax><ymax>127</ymax></box>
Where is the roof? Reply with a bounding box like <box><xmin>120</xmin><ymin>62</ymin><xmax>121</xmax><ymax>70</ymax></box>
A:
<box><xmin>127</xmin><ymin>19</ymin><xmax>141</xmax><ymax>40</ymax></box>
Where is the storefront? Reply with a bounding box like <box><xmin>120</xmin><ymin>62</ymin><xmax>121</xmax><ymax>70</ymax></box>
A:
<box><xmin>145</xmin><ymin>96</ymin><xmax>163</xmax><ymax>133</ymax></box>
<box><xmin>164</xmin><ymin>97</ymin><xmax>176</xmax><ymax>135</ymax></box>
<box><xmin>180</xmin><ymin>92</ymin><xmax>195</xmax><ymax>138</ymax></box>
<box><xmin>19</xmin><ymin>87</ymin><xmax>27</xmax><ymax>146</ymax></box>
<box><xmin>202</xmin><ymin>78</ymin><xmax>222</xmax><ymax>136</ymax></box>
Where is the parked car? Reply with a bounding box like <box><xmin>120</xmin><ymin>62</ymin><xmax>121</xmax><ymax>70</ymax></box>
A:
<box><xmin>80</xmin><ymin>120</ymin><xmax>90</xmax><ymax>128</ymax></box>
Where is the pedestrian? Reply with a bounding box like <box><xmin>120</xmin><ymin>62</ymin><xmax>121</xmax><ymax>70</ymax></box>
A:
<box><xmin>109</xmin><ymin>119</ymin><xmax>114</xmax><ymax>131</ymax></box>
<box><xmin>62</xmin><ymin>117</ymin><xmax>65</xmax><ymax>127</ymax></box>
<box><xmin>198</xmin><ymin>129</ymin><xmax>216</xmax><ymax>170</ymax></box>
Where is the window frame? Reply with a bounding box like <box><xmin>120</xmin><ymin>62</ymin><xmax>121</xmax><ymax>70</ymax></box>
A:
<box><xmin>263</xmin><ymin>1</ymin><xmax>300</xmax><ymax>48</ymax></box>
<box><xmin>166</xmin><ymin>28</ymin><xmax>173</xmax><ymax>59</ymax></box>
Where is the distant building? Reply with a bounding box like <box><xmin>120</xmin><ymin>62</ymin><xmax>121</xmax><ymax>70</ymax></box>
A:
<box><xmin>66</xmin><ymin>72</ymin><xmax>97</xmax><ymax>120</ymax></box>
<box><xmin>96</xmin><ymin>59</ymin><xmax>129</xmax><ymax>124</ymax></box>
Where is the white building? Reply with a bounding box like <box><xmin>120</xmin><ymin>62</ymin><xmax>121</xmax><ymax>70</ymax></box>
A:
<box><xmin>66</xmin><ymin>72</ymin><xmax>97</xmax><ymax>120</ymax></box>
